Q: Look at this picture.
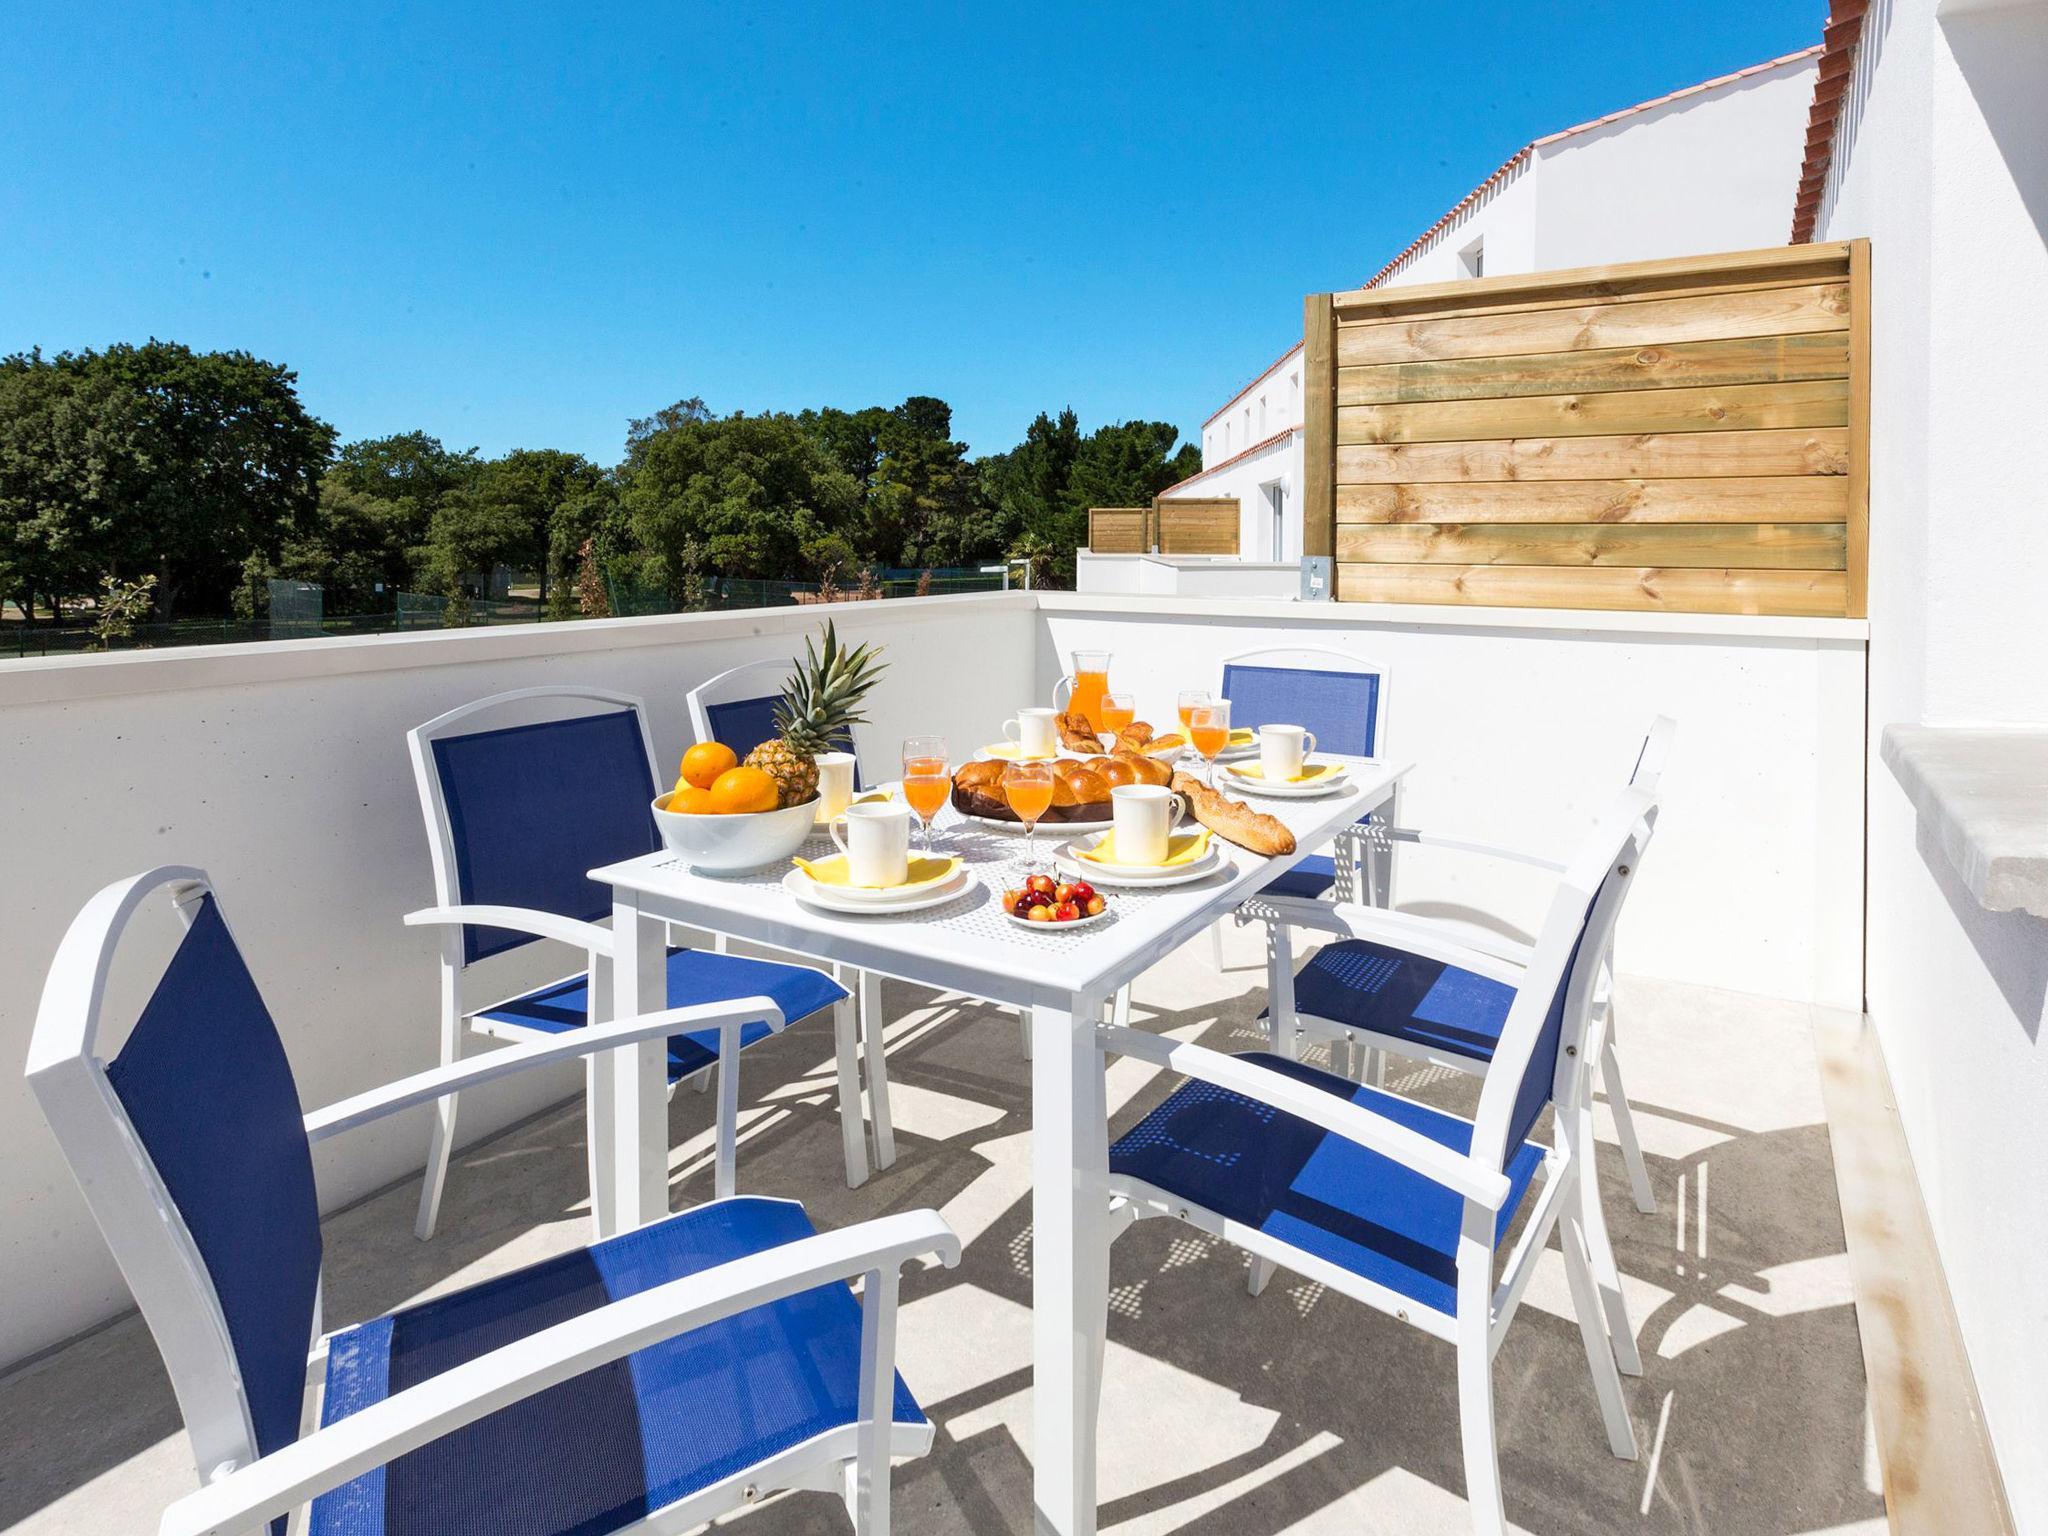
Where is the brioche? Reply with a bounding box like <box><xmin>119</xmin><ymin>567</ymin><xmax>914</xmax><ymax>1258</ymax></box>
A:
<box><xmin>1109</xmin><ymin>721</ymin><xmax>1156</xmax><ymax>754</ymax></box>
<box><xmin>1171</xmin><ymin>771</ymin><xmax>1295</xmax><ymax>857</ymax></box>
<box><xmin>1116</xmin><ymin>751</ymin><xmax>1173</xmax><ymax>787</ymax></box>
<box><xmin>1056</xmin><ymin>709</ymin><xmax>1104</xmax><ymax>752</ymax></box>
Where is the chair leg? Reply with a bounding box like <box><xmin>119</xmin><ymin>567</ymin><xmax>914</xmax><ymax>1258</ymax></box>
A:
<box><xmin>834</xmin><ymin>994</ymin><xmax>868</xmax><ymax>1188</ymax></box>
<box><xmin>1578</xmin><ymin>1101</ymin><xmax>1643</xmax><ymax>1377</ymax></box>
<box><xmin>1111</xmin><ymin>985</ymin><xmax>1131</xmax><ymax>1031</ymax></box>
<box><xmin>1209</xmin><ymin>919</ymin><xmax>1226</xmax><ymax>970</ymax></box>
<box><xmin>414</xmin><ymin>964</ymin><xmax>463</xmax><ymax>1241</ymax></box>
<box><xmin>1017</xmin><ymin>1003</ymin><xmax>1033</xmax><ymax>1060</ymax></box>
<box><xmin>1246</xmin><ymin>1255</ymin><xmax>1275</xmax><ymax>1296</ymax></box>
<box><xmin>1264</xmin><ymin>921</ymin><xmax>1297</xmax><ymax>1058</ymax></box>
<box><xmin>859</xmin><ymin>970</ymin><xmax>896</xmax><ymax>1169</ymax></box>
<box><xmin>1603</xmin><ymin>1034</ymin><xmax>1656</xmax><ymax>1215</ymax></box>
<box><xmin>1561</xmin><ymin>1197</ymin><xmax>1640</xmax><ymax>1459</ymax></box>
<box><xmin>1455</xmin><ymin>1207</ymin><xmax>1507</xmax><ymax>1536</ymax></box>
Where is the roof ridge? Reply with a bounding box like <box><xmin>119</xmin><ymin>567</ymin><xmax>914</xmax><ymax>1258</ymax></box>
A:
<box><xmin>1200</xmin><ymin>341</ymin><xmax>1306</xmax><ymax>428</ymax></box>
<box><xmin>1157</xmin><ymin>426</ymin><xmax>1299</xmax><ymax>498</ymax></box>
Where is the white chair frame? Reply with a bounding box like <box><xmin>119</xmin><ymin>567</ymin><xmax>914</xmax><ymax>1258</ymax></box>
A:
<box><xmin>685</xmin><ymin>660</ymin><xmax>897</xmax><ymax>1170</ymax></box>
<box><xmin>1100</xmin><ymin>788</ymin><xmax>1654</xmax><ymax>1535</ymax></box>
<box><xmin>26</xmin><ymin>867</ymin><xmax>956</xmax><ymax>1536</ymax></box>
<box><xmin>406</xmin><ymin>685</ymin><xmax>872</xmax><ymax>1242</ymax></box>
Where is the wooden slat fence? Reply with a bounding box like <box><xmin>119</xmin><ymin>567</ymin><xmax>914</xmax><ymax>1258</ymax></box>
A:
<box><xmin>1086</xmin><ymin>507</ymin><xmax>1153</xmax><ymax>554</ymax></box>
<box><xmin>1301</xmin><ymin>241</ymin><xmax>1870</xmax><ymax>617</ymax></box>
<box><xmin>1156</xmin><ymin>497</ymin><xmax>1239</xmax><ymax>555</ymax></box>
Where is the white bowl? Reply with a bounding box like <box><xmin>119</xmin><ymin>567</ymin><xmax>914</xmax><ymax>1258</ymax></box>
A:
<box><xmin>652</xmin><ymin>793</ymin><xmax>821</xmax><ymax>873</ymax></box>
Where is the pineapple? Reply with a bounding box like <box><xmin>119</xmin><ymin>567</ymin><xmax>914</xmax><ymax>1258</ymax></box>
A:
<box><xmin>744</xmin><ymin>620</ymin><xmax>887</xmax><ymax>808</ymax></box>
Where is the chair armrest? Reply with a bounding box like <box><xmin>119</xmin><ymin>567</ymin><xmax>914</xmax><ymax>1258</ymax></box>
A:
<box><xmin>1256</xmin><ymin>898</ymin><xmax>1531</xmax><ymax>983</ymax></box>
<box><xmin>1099</xmin><ymin>1026</ymin><xmax>1511</xmax><ymax>1211</ymax></box>
<box><xmin>404</xmin><ymin>905</ymin><xmax>616</xmax><ymax>958</ymax></box>
<box><xmin>158</xmin><ymin>1210</ymin><xmax>961</xmax><ymax>1536</ymax></box>
<box><xmin>1377</xmin><ymin>827</ymin><xmax>1566</xmax><ymax>874</ymax></box>
<box><xmin>303</xmin><ymin>997</ymin><xmax>784</xmax><ymax>1143</ymax></box>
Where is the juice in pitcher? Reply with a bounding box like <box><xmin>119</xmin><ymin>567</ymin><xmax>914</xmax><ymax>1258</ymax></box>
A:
<box><xmin>1068</xmin><ymin>650</ymin><xmax>1112</xmax><ymax>732</ymax></box>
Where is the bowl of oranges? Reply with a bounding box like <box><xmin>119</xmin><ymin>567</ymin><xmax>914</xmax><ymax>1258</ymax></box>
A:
<box><xmin>654</xmin><ymin>741</ymin><xmax>822</xmax><ymax>873</ymax></box>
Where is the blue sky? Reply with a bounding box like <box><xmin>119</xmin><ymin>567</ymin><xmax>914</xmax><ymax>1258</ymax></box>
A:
<box><xmin>1</xmin><ymin>2</ymin><xmax>1822</xmax><ymax>462</ymax></box>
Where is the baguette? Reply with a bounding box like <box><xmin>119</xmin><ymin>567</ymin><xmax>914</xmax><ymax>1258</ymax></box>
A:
<box><xmin>1171</xmin><ymin>771</ymin><xmax>1296</xmax><ymax>857</ymax></box>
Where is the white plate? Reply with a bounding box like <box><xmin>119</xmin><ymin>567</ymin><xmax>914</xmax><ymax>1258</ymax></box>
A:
<box><xmin>782</xmin><ymin>866</ymin><xmax>974</xmax><ymax>916</ymax></box>
<box><xmin>1220</xmin><ymin>759</ymin><xmax>1352</xmax><ymax>798</ymax></box>
<box><xmin>1003</xmin><ymin>903</ymin><xmax>1114</xmax><ymax>932</ymax></box>
<box><xmin>1054</xmin><ymin>844</ymin><xmax>1228</xmax><ymax>888</ymax></box>
<box><xmin>962</xmin><ymin>811</ymin><xmax>1115</xmax><ymax>834</ymax></box>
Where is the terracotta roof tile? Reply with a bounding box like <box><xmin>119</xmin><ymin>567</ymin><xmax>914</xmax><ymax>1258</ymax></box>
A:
<box><xmin>1791</xmin><ymin>1</ymin><xmax>1867</xmax><ymax>242</ymax></box>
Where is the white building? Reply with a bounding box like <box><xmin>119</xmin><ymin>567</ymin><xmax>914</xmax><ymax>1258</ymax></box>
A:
<box><xmin>1088</xmin><ymin>47</ymin><xmax>1823</xmax><ymax>592</ymax></box>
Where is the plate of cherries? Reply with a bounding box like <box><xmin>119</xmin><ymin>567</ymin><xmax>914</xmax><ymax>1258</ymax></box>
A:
<box><xmin>1002</xmin><ymin>872</ymin><xmax>1110</xmax><ymax>930</ymax></box>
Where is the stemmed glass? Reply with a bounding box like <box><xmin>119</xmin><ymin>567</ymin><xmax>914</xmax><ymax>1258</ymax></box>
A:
<box><xmin>1098</xmin><ymin>690</ymin><xmax>1136</xmax><ymax>745</ymax></box>
<box><xmin>901</xmin><ymin>735</ymin><xmax>949</xmax><ymax>856</ymax></box>
<box><xmin>1176</xmin><ymin>689</ymin><xmax>1212</xmax><ymax>770</ymax></box>
<box><xmin>1188</xmin><ymin>698</ymin><xmax>1232</xmax><ymax>786</ymax></box>
<box><xmin>1004</xmin><ymin>760</ymin><xmax>1055</xmax><ymax>867</ymax></box>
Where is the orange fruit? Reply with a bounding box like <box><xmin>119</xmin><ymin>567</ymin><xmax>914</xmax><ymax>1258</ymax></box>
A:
<box><xmin>680</xmin><ymin>741</ymin><xmax>739</xmax><ymax>790</ymax></box>
<box><xmin>667</xmin><ymin>781</ymin><xmax>719</xmax><ymax>815</ymax></box>
<box><xmin>708</xmin><ymin>765</ymin><xmax>780</xmax><ymax>815</ymax></box>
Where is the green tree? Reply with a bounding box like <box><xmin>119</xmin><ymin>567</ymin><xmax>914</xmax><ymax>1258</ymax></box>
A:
<box><xmin>869</xmin><ymin>397</ymin><xmax>982</xmax><ymax>567</ymax></box>
<box><xmin>324</xmin><ymin>431</ymin><xmax>481</xmax><ymax>592</ymax></box>
<box><xmin>623</xmin><ymin>397</ymin><xmax>710</xmax><ymax>470</ymax></box>
<box><xmin>419</xmin><ymin>448</ymin><xmax>604</xmax><ymax>602</ymax></box>
<box><xmin>974</xmin><ymin>406</ymin><xmax>1083</xmax><ymax>554</ymax></box>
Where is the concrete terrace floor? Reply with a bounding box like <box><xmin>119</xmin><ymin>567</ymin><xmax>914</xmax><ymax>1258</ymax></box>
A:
<box><xmin>0</xmin><ymin>927</ymin><xmax>1887</xmax><ymax>1536</ymax></box>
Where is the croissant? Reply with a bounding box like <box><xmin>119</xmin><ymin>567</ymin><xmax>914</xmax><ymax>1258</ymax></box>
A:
<box><xmin>1109</xmin><ymin>721</ymin><xmax>1155</xmax><ymax>754</ymax></box>
<box><xmin>1057</xmin><ymin>709</ymin><xmax>1105</xmax><ymax>752</ymax></box>
<box><xmin>1171</xmin><ymin>771</ymin><xmax>1295</xmax><ymax>857</ymax></box>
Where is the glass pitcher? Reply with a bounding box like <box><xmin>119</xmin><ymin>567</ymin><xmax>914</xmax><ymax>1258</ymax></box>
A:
<box><xmin>1057</xmin><ymin>649</ymin><xmax>1113</xmax><ymax>733</ymax></box>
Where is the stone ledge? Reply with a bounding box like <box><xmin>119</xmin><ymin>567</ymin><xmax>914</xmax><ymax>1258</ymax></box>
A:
<box><xmin>1882</xmin><ymin>725</ymin><xmax>2048</xmax><ymax>917</ymax></box>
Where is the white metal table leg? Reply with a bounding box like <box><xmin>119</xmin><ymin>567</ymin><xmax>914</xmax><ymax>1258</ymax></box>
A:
<box><xmin>834</xmin><ymin>988</ymin><xmax>869</xmax><ymax>1188</ymax></box>
<box><xmin>860</xmin><ymin>969</ymin><xmax>896</xmax><ymax>1169</ymax></box>
<box><xmin>1032</xmin><ymin>991</ymin><xmax>1110</xmax><ymax>1536</ymax></box>
<box><xmin>1265</xmin><ymin>921</ymin><xmax>1296</xmax><ymax>1057</ymax></box>
<box><xmin>603</xmin><ymin>895</ymin><xmax>672</xmax><ymax>1237</ymax></box>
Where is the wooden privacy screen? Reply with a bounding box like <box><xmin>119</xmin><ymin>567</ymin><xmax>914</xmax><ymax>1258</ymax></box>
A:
<box><xmin>1156</xmin><ymin>498</ymin><xmax>1239</xmax><ymax>555</ymax></box>
<box><xmin>1302</xmin><ymin>241</ymin><xmax>1870</xmax><ymax>617</ymax></box>
<box><xmin>1087</xmin><ymin>507</ymin><xmax>1152</xmax><ymax>554</ymax></box>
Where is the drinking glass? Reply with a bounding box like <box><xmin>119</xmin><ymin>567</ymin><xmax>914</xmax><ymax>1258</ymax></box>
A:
<box><xmin>1004</xmin><ymin>760</ymin><xmax>1055</xmax><ymax>865</ymax></box>
<box><xmin>1098</xmin><ymin>690</ymin><xmax>1136</xmax><ymax>742</ymax></box>
<box><xmin>1176</xmin><ymin>688</ymin><xmax>1212</xmax><ymax>768</ymax></box>
<box><xmin>901</xmin><ymin>735</ymin><xmax>949</xmax><ymax>854</ymax></box>
<box><xmin>1188</xmin><ymin>698</ymin><xmax>1232</xmax><ymax>786</ymax></box>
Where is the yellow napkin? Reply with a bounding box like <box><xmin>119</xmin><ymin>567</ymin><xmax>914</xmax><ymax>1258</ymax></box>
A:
<box><xmin>792</xmin><ymin>853</ymin><xmax>960</xmax><ymax>892</ymax></box>
<box><xmin>851</xmin><ymin>788</ymin><xmax>894</xmax><ymax>804</ymax></box>
<box><xmin>981</xmin><ymin>742</ymin><xmax>1058</xmax><ymax>761</ymax></box>
<box><xmin>1227</xmin><ymin>727</ymin><xmax>1256</xmax><ymax>747</ymax></box>
<box><xmin>1229</xmin><ymin>760</ymin><xmax>1345</xmax><ymax>784</ymax></box>
<box><xmin>1076</xmin><ymin>828</ymin><xmax>1212</xmax><ymax>869</ymax></box>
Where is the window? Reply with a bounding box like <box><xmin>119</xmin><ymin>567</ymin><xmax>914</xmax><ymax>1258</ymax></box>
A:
<box><xmin>1458</xmin><ymin>236</ymin><xmax>1485</xmax><ymax>279</ymax></box>
<box><xmin>1258</xmin><ymin>394</ymin><xmax>1267</xmax><ymax>435</ymax></box>
<box><xmin>1264</xmin><ymin>481</ymin><xmax>1286</xmax><ymax>560</ymax></box>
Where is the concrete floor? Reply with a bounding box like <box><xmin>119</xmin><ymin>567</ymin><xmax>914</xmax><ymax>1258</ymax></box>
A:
<box><xmin>0</xmin><ymin>928</ymin><xmax>1887</xmax><ymax>1535</ymax></box>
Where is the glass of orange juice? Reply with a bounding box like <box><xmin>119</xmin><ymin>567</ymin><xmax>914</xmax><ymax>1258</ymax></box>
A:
<box><xmin>901</xmin><ymin>735</ymin><xmax>949</xmax><ymax>854</ymax></box>
<box><xmin>1176</xmin><ymin>688</ymin><xmax>1212</xmax><ymax>768</ymax></box>
<box><xmin>1004</xmin><ymin>760</ymin><xmax>1055</xmax><ymax>862</ymax></box>
<box><xmin>1188</xmin><ymin>699</ymin><xmax>1232</xmax><ymax>785</ymax></box>
<box><xmin>1068</xmin><ymin>650</ymin><xmax>1112</xmax><ymax>734</ymax></box>
<box><xmin>1098</xmin><ymin>691</ymin><xmax>1136</xmax><ymax>740</ymax></box>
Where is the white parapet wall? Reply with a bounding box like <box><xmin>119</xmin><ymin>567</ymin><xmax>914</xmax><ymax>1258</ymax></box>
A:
<box><xmin>0</xmin><ymin>589</ymin><xmax>1867</xmax><ymax>1369</ymax></box>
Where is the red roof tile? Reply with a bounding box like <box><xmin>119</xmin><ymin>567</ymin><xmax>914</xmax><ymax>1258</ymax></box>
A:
<box><xmin>1156</xmin><ymin>427</ymin><xmax>1299</xmax><ymax>498</ymax></box>
<box><xmin>1791</xmin><ymin>1</ymin><xmax>1867</xmax><ymax>241</ymax></box>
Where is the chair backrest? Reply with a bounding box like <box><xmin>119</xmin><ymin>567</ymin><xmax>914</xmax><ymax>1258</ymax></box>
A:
<box><xmin>685</xmin><ymin>657</ymin><xmax>863</xmax><ymax>783</ymax></box>
<box><xmin>1630</xmin><ymin>715</ymin><xmax>1679</xmax><ymax>794</ymax></box>
<box><xmin>1470</xmin><ymin>786</ymin><xmax>1659</xmax><ymax>1170</ymax></box>
<box><xmin>27</xmin><ymin>871</ymin><xmax>320</xmax><ymax>1534</ymax></box>
<box><xmin>409</xmin><ymin>687</ymin><xmax>663</xmax><ymax>966</ymax></box>
<box><xmin>1218</xmin><ymin>645</ymin><xmax>1387</xmax><ymax>758</ymax></box>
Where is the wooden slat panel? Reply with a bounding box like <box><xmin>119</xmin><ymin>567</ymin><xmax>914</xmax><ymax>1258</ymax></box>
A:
<box><xmin>1847</xmin><ymin>238</ymin><xmax>1871</xmax><ymax>618</ymax></box>
<box><xmin>1330</xmin><ymin>271</ymin><xmax>1845</xmax><ymax>329</ymax></box>
<box><xmin>1157</xmin><ymin>497</ymin><xmax>1239</xmax><ymax>555</ymax></box>
<box><xmin>1086</xmin><ymin>507</ymin><xmax>1150</xmax><ymax>554</ymax></box>
<box><xmin>1302</xmin><ymin>293</ymin><xmax>1336</xmax><ymax>560</ymax></box>
<box><xmin>1337</xmin><ymin>283</ymin><xmax>1852</xmax><ymax>365</ymax></box>
<box><xmin>1337</xmin><ymin>427</ymin><xmax>1850</xmax><ymax>483</ymax></box>
<box><xmin>1336</xmin><ymin>521</ymin><xmax>1846</xmax><ymax>569</ymax></box>
<box><xmin>1337</xmin><ymin>476</ymin><xmax>1850</xmax><ymax>524</ymax></box>
<box><xmin>1338</xmin><ymin>333</ymin><xmax>1850</xmax><ymax>406</ymax></box>
<box><xmin>1339</xmin><ymin>380</ymin><xmax>1848</xmax><ymax>445</ymax></box>
<box><xmin>1335</xmin><ymin>563</ymin><xmax>1851</xmax><ymax>616</ymax></box>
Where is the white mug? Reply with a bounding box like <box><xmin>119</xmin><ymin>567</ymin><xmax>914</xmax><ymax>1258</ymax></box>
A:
<box><xmin>814</xmin><ymin>750</ymin><xmax>857</xmax><ymax>823</ymax></box>
<box><xmin>1003</xmin><ymin>707</ymin><xmax>1059</xmax><ymax>760</ymax></box>
<box><xmin>1110</xmin><ymin>783</ymin><xmax>1184</xmax><ymax>866</ymax></box>
<box><xmin>1260</xmin><ymin>724</ymin><xmax>1317</xmax><ymax>781</ymax></box>
<box><xmin>830</xmin><ymin>800</ymin><xmax>912</xmax><ymax>887</ymax></box>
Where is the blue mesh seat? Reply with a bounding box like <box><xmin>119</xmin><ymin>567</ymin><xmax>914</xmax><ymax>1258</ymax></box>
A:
<box><xmin>1282</xmin><ymin>938</ymin><xmax>1514</xmax><ymax>1063</ymax></box>
<box><xmin>479</xmin><ymin>949</ymin><xmax>845</xmax><ymax>1082</ymax></box>
<box><xmin>1111</xmin><ymin>1052</ymin><xmax>1542</xmax><ymax>1316</ymax></box>
<box><xmin>1263</xmin><ymin>853</ymin><xmax>1340</xmax><ymax>901</ymax></box>
<box><xmin>310</xmin><ymin>1197</ymin><xmax>926</xmax><ymax>1536</ymax></box>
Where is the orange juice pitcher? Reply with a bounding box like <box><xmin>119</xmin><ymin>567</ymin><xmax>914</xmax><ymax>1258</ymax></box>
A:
<box><xmin>1066</xmin><ymin>650</ymin><xmax>1112</xmax><ymax>732</ymax></box>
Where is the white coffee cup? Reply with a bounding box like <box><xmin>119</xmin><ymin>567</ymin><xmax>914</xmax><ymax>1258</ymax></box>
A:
<box><xmin>1110</xmin><ymin>783</ymin><xmax>1184</xmax><ymax>866</ymax></box>
<box><xmin>1003</xmin><ymin>707</ymin><xmax>1059</xmax><ymax>759</ymax></box>
<box><xmin>1260</xmin><ymin>724</ymin><xmax>1318</xmax><ymax>782</ymax></box>
<box><xmin>814</xmin><ymin>750</ymin><xmax>857</xmax><ymax>823</ymax></box>
<box><xmin>830</xmin><ymin>799</ymin><xmax>912</xmax><ymax>888</ymax></box>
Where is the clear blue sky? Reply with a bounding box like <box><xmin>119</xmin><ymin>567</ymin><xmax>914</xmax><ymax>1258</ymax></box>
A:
<box><xmin>1</xmin><ymin>1</ymin><xmax>1822</xmax><ymax>463</ymax></box>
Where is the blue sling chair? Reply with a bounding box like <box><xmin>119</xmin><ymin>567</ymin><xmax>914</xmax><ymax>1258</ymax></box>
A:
<box><xmin>1098</xmin><ymin>785</ymin><xmax>1654</xmax><ymax>1536</ymax></box>
<box><xmin>405</xmin><ymin>687</ymin><xmax>872</xmax><ymax>1244</ymax></box>
<box><xmin>26</xmin><ymin>869</ymin><xmax>956</xmax><ymax>1536</ymax></box>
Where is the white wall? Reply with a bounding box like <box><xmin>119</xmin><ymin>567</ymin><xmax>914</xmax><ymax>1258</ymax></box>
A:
<box><xmin>0</xmin><ymin>596</ymin><xmax>1038</xmax><ymax>1369</ymax></box>
<box><xmin>1200</xmin><ymin>348</ymin><xmax>1304</xmax><ymax>467</ymax></box>
<box><xmin>1820</xmin><ymin>1</ymin><xmax>2048</xmax><ymax>1526</ymax></box>
<box><xmin>1162</xmin><ymin>431</ymin><xmax>1302</xmax><ymax>562</ymax></box>
<box><xmin>1379</xmin><ymin>161</ymin><xmax>1541</xmax><ymax>287</ymax></box>
<box><xmin>1038</xmin><ymin>595</ymin><xmax>1867</xmax><ymax>1009</ymax></box>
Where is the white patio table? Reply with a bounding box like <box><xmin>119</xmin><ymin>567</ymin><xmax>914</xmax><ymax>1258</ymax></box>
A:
<box><xmin>589</xmin><ymin>753</ymin><xmax>1411</xmax><ymax>1535</ymax></box>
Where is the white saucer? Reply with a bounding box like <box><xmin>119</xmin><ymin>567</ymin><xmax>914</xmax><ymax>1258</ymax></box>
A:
<box><xmin>1055</xmin><ymin>842</ymin><xmax>1228</xmax><ymax>888</ymax></box>
<box><xmin>1220</xmin><ymin>759</ymin><xmax>1351</xmax><ymax>798</ymax></box>
<box><xmin>782</xmin><ymin>866</ymin><xmax>974</xmax><ymax>916</ymax></box>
